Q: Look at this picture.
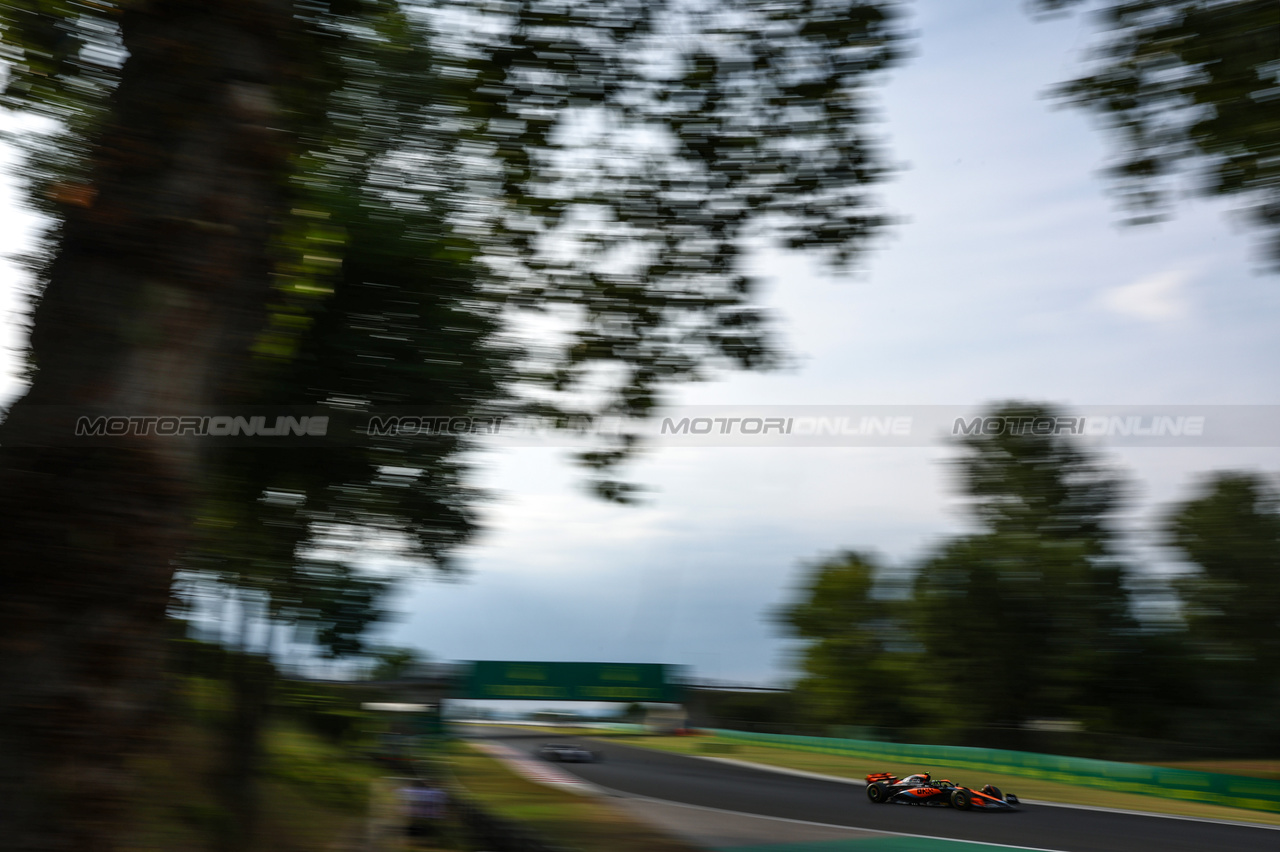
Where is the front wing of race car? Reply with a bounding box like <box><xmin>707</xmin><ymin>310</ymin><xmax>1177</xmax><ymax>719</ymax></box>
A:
<box><xmin>960</xmin><ymin>787</ymin><xmax>1019</xmax><ymax>810</ymax></box>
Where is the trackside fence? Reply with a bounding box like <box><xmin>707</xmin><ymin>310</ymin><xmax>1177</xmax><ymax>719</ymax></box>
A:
<box><xmin>707</xmin><ymin>729</ymin><xmax>1280</xmax><ymax>814</ymax></box>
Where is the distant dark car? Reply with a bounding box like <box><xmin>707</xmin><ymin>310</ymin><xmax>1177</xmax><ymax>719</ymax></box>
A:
<box><xmin>865</xmin><ymin>772</ymin><xmax>1018</xmax><ymax>810</ymax></box>
<box><xmin>538</xmin><ymin>743</ymin><xmax>600</xmax><ymax>763</ymax></box>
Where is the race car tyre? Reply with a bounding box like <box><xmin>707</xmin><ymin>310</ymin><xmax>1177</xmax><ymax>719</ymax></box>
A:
<box><xmin>950</xmin><ymin>789</ymin><xmax>971</xmax><ymax>810</ymax></box>
<box><xmin>983</xmin><ymin>785</ymin><xmax>1003</xmax><ymax>802</ymax></box>
<box><xmin>866</xmin><ymin>782</ymin><xmax>887</xmax><ymax>803</ymax></box>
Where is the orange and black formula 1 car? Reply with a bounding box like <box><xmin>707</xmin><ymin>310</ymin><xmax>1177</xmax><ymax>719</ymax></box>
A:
<box><xmin>865</xmin><ymin>772</ymin><xmax>1019</xmax><ymax>810</ymax></box>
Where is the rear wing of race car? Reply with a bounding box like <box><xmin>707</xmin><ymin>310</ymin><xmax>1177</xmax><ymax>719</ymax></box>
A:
<box><xmin>865</xmin><ymin>772</ymin><xmax>897</xmax><ymax>784</ymax></box>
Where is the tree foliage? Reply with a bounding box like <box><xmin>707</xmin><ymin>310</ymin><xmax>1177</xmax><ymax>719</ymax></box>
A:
<box><xmin>916</xmin><ymin>403</ymin><xmax>1135</xmax><ymax>728</ymax></box>
<box><xmin>0</xmin><ymin>1</ymin><xmax>906</xmax><ymax>846</ymax></box>
<box><xmin>780</xmin><ymin>404</ymin><xmax>1279</xmax><ymax>752</ymax></box>
<box><xmin>777</xmin><ymin>551</ymin><xmax>919</xmax><ymax>728</ymax></box>
<box><xmin>913</xmin><ymin>534</ymin><xmax>1134</xmax><ymax>729</ymax></box>
<box><xmin>1034</xmin><ymin>0</ymin><xmax>1280</xmax><ymax>267</ymax></box>
<box><xmin>782</xmin><ymin>404</ymin><xmax>1142</xmax><ymax>736</ymax></box>
<box><xmin>954</xmin><ymin>402</ymin><xmax>1127</xmax><ymax>546</ymax></box>
<box><xmin>368</xmin><ymin>645</ymin><xmax>429</xmax><ymax>681</ymax></box>
<box><xmin>1165</xmin><ymin>471</ymin><xmax>1280</xmax><ymax>744</ymax></box>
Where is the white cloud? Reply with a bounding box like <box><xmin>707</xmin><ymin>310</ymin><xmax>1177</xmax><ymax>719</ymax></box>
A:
<box><xmin>1099</xmin><ymin>269</ymin><xmax>1193</xmax><ymax>322</ymax></box>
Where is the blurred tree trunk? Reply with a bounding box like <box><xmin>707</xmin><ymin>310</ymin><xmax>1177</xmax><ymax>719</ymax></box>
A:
<box><xmin>213</xmin><ymin>653</ymin><xmax>275</xmax><ymax>852</ymax></box>
<box><xmin>0</xmin><ymin>2</ymin><xmax>294</xmax><ymax>848</ymax></box>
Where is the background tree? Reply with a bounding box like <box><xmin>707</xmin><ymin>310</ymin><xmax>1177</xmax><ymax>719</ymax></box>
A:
<box><xmin>912</xmin><ymin>403</ymin><xmax>1137</xmax><ymax>733</ymax></box>
<box><xmin>776</xmin><ymin>404</ymin><xmax>1279</xmax><ymax>753</ymax></box>
<box><xmin>953</xmin><ymin>402</ymin><xmax>1127</xmax><ymax>548</ymax></box>
<box><xmin>1033</xmin><ymin>0</ymin><xmax>1280</xmax><ymax>268</ymax></box>
<box><xmin>368</xmin><ymin>646</ymin><xmax>430</xmax><ymax>681</ymax></box>
<box><xmin>777</xmin><ymin>551</ymin><xmax>920</xmax><ymax>729</ymax></box>
<box><xmin>1165</xmin><ymin>471</ymin><xmax>1280</xmax><ymax>749</ymax></box>
<box><xmin>692</xmin><ymin>689</ymin><xmax>799</xmax><ymax>733</ymax></box>
<box><xmin>0</xmin><ymin>0</ymin><xmax>906</xmax><ymax>847</ymax></box>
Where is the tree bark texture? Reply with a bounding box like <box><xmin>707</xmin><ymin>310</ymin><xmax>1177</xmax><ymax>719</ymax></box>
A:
<box><xmin>0</xmin><ymin>2</ymin><xmax>295</xmax><ymax>848</ymax></box>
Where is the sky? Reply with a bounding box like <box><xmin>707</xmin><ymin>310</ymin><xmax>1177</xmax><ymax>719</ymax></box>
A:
<box><xmin>3</xmin><ymin>1</ymin><xmax>1279</xmax><ymax>697</ymax></box>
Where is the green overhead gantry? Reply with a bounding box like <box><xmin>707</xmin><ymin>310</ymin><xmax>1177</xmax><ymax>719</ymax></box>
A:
<box><xmin>458</xmin><ymin>661</ymin><xmax>684</xmax><ymax>704</ymax></box>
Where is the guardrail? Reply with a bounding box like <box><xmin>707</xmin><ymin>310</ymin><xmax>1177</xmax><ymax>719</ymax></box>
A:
<box><xmin>707</xmin><ymin>729</ymin><xmax>1280</xmax><ymax>814</ymax></box>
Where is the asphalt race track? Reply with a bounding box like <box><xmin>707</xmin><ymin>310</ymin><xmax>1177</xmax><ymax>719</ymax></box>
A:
<box><xmin>462</xmin><ymin>727</ymin><xmax>1279</xmax><ymax>852</ymax></box>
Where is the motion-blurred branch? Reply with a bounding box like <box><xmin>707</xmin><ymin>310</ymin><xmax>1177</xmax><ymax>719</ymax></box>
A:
<box><xmin>1032</xmin><ymin>0</ymin><xmax>1280</xmax><ymax>269</ymax></box>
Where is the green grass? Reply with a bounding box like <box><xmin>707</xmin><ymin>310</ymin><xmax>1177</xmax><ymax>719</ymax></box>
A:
<box><xmin>265</xmin><ymin>723</ymin><xmax>381</xmax><ymax>811</ymax></box>
<box><xmin>125</xmin><ymin>677</ymin><xmax>382</xmax><ymax>851</ymax></box>
<box><xmin>600</xmin><ymin>734</ymin><xmax>1280</xmax><ymax>828</ymax></box>
<box><xmin>446</xmin><ymin>740</ymin><xmax>704</xmax><ymax>852</ymax></box>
